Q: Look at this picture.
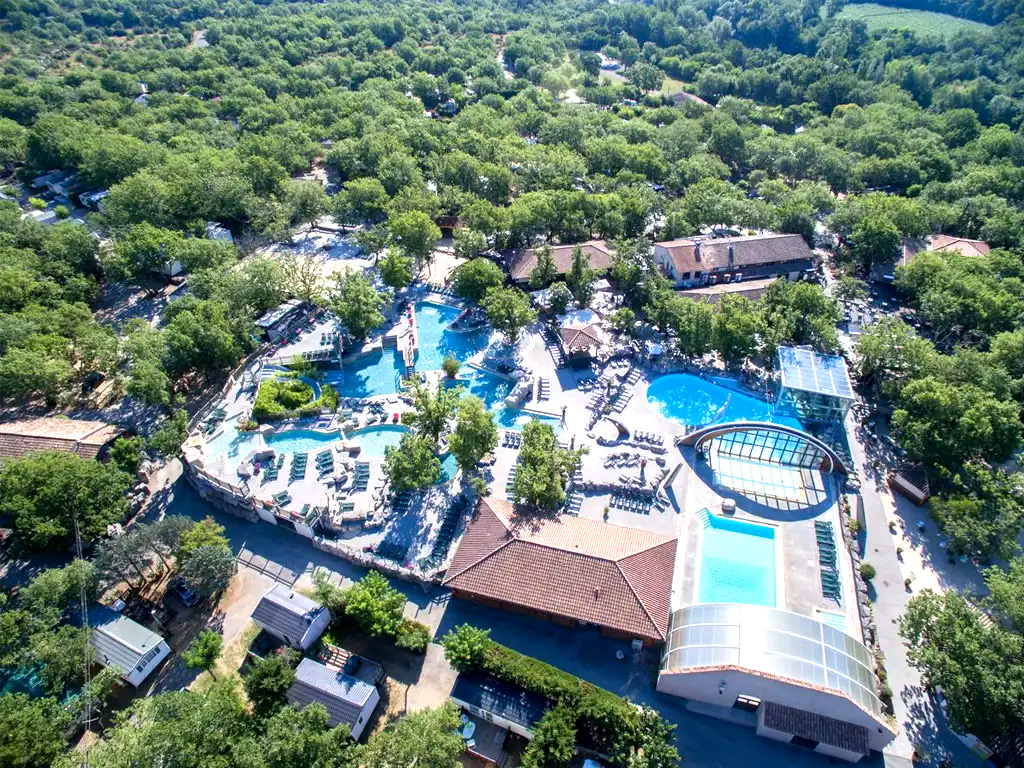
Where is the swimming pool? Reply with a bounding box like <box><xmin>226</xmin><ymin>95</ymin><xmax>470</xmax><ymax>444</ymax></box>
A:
<box><xmin>457</xmin><ymin>368</ymin><xmax>515</xmax><ymax>409</ymax></box>
<box><xmin>696</xmin><ymin>510</ymin><xmax>777</xmax><ymax>607</ymax></box>
<box><xmin>205</xmin><ymin>419</ymin><xmax>343</xmax><ymax>460</ymax></box>
<box><xmin>495</xmin><ymin>408</ymin><xmax>562</xmax><ymax>433</ymax></box>
<box><xmin>647</xmin><ymin>373</ymin><xmax>801</xmax><ymax>429</ymax></box>
<box><xmin>414</xmin><ymin>301</ymin><xmax>488</xmax><ymax>372</ymax></box>
<box><xmin>329</xmin><ymin>349</ymin><xmax>404</xmax><ymax>398</ymax></box>
<box><xmin>438</xmin><ymin>452</ymin><xmax>459</xmax><ymax>482</ymax></box>
<box><xmin>349</xmin><ymin>424</ymin><xmax>409</xmax><ymax>458</ymax></box>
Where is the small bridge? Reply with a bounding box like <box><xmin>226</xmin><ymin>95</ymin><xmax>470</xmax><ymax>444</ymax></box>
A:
<box><xmin>678</xmin><ymin>421</ymin><xmax>848</xmax><ymax>475</ymax></box>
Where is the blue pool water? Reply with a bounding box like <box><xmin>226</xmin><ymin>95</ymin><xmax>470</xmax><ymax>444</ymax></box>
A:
<box><xmin>438</xmin><ymin>452</ymin><xmax>459</xmax><ymax>482</ymax></box>
<box><xmin>349</xmin><ymin>424</ymin><xmax>409</xmax><ymax>458</ymax></box>
<box><xmin>495</xmin><ymin>408</ymin><xmax>562</xmax><ymax>433</ymax></box>
<box><xmin>414</xmin><ymin>301</ymin><xmax>488</xmax><ymax>372</ymax></box>
<box><xmin>206</xmin><ymin>420</ymin><xmax>343</xmax><ymax>459</ymax></box>
<box><xmin>647</xmin><ymin>373</ymin><xmax>801</xmax><ymax>429</ymax></box>
<box><xmin>697</xmin><ymin>510</ymin><xmax>777</xmax><ymax>606</ymax></box>
<box><xmin>329</xmin><ymin>349</ymin><xmax>404</xmax><ymax>398</ymax></box>
<box><xmin>457</xmin><ymin>368</ymin><xmax>515</xmax><ymax>409</ymax></box>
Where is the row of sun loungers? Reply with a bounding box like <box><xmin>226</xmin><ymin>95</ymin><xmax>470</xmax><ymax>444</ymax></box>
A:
<box><xmin>426</xmin><ymin>282</ymin><xmax>456</xmax><ymax>298</ymax></box>
<box><xmin>564</xmin><ymin>491</ymin><xmax>583</xmax><ymax>514</ymax></box>
<box><xmin>290</xmin><ymin>453</ymin><xmax>308</xmax><ymax>480</ymax></box>
<box><xmin>505</xmin><ymin>464</ymin><xmax>518</xmax><ymax>498</ymax></box>
<box><xmin>816</xmin><ymin>520</ymin><xmax>842</xmax><ymax>602</ymax></box>
<box><xmin>272</xmin><ymin>490</ymin><xmax>292</xmax><ymax>507</ymax></box>
<box><xmin>375</xmin><ymin>540</ymin><xmax>408</xmax><ymax>563</ymax></box>
<box><xmin>610</xmin><ymin>389</ymin><xmax>633</xmax><ymax>413</ymax></box>
<box><xmin>576</xmin><ymin>377</ymin><xmax>601</xmax><ymax>391</ymax></box>
<box><xmin>298</xmin><ymin>349</ymin><xmax>332</xmax><ymax>361</ymax></box>
<box><xmin>320</xmin><ymin>331</ymin><xmax>340</xmax><ymax>345</ymax></box>
<box><xmin>423</xmin><ymin>495</ymin><xmax>470</xmax><ymax>569</ymax></box>
<box><xmin>544</xmin><ymin>331</ymin><xmax>565</xmax><ymax>367</ymax></box>
<box><xmin>603</xmin><ymin>453</ymin><xmax>643</xmax><ymax>469</ymax></box>
<box><xmin>625</xmin><ymin>368</ymin><xmax>642</xmax><ymax>385</ymax></box>
<box><xmin>537</xmin><ymin>377</ymin><xmax>551</xmax><ymax>401</ymax></box>
<box><xmin>316</xmin><ymin>450</ymin><xmax>334</xmax><ymax>476</ymax></box>
<box><xmin>502</xmin><ymin>431</ymin><xmax>522</xmax><ymax>449</ymax></box>
<box><xmin>633</xmin><ymin>431</ymin><xmax>664</xmax><ymax>446</ymax></box>
<box><xmin>352</xmin><ymin>461</ymin><xmax>371</xmax><ymax>493</ymax></box>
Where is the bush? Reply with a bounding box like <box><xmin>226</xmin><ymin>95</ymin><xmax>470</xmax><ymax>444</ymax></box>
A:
<box><xmin>395</xmin><ymin>619</ymin><xmax>431</xmax><ymax>653</ymax></box>
<box><xmin>859</xmin><ymin>562</ymin><xmax>877</xmax><ymax>581</ymax></box>
<box><xmin>848</xmin><ymin>517</ymin><xmax>861</xmax><ymax>534</ymax></box>
<box><xmin>441</xmin><ymin>355</ymin><xmax>460</xmax><ymax>379</ymax></box>
<box><xmin>54</xmin><ymin>204</ymin><xmax>69</xmax><ymax>219</ymax></box>
<box><xmin>251</xmin><ymin>377</ymin><xmax>336</xmax><ymax>421</ymax></box>
<box><xmin>520</xmin><ymin>706</ymin><xmax>577</xmax><ymax>768</ymax></box>
<box><xmin>442</xmin><ymin>627</ymin><xmax>678</xmax><ymax>763</ymax></box>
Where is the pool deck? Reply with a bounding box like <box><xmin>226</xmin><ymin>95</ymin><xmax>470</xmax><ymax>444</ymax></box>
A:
<box><xmin>189</xmin><ymin>297</ymin><xmax>863</xmax><ymax>638</ymax></box>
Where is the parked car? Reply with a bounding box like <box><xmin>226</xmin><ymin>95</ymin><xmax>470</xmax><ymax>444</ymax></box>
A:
<box><xmin>166</xmin><ymin>577</ymin><xmax>201</xmax><ymax>607</ymax></box>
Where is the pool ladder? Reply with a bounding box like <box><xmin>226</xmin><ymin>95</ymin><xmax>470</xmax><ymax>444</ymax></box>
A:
<box><xmin>696</xmin><ymin>508</ymin><xmax>713</xmax><ymax>528</ymax></box>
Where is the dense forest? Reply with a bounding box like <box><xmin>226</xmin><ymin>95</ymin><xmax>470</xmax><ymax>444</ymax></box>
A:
<box><xmin>2</xmin><ymin>0</ymin><xmax>1024</xmax><ymax>761</ymax></box>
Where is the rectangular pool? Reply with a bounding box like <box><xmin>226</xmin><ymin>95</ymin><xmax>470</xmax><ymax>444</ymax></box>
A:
<box><xmin>695</xmin><ymin>510</ymin><xmax>777</xmax><ymax>607</ymax></box>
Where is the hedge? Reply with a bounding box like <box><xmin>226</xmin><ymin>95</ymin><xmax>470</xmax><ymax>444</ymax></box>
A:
<box><xmin>443</xmin><ymin>626</ymin><xmax>679</xmax><ymax>767</ymax></box>
<box><xmin>252</xmin><ymin>377</ymin><xmax>339</xmax><ymax>421</ymax></box>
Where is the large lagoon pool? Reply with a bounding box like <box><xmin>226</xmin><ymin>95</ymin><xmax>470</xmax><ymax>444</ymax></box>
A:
<box><xmin>647</xmin><ymin>373</ymin><xmax>801</xmax><ymax>429</ymax></box>
<box><xmin>414</xmin><ymin>301</ymin><xmax>488</xmax><ymax>372</ymax></box>
<box><xmin>457</xmin><ymin>368</ymin><xmax>515</xmax><ymax>409</ymax></box>
<box><xmin>205</xmin><ymin>420</ymin><xmax>342</xmax><ymax>460</ymax></box>
<box><xmin>696</xmin><ymin>510</ymin><xmax>777</xmax><ymax>606</ymax></box>
<box><xmin>349</xmin><ymin>424</ymin><xmax>408</xmax><ymax>458</ymax></box>
<box><xmin>328</xmin><ymin>349</ymin><xmax>403</xmax><ymax>399</ymax></box>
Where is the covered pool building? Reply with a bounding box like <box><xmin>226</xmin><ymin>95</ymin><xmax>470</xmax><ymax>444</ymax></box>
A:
<box><xmin>776</xmin><ymin>347</ymin><xmax>854</xmax><ymax>423</ymax></box>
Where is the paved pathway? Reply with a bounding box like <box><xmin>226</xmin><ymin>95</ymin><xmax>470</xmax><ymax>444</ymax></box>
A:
<box><xmin>844</xmin><ymin>408</ymin><xmax>982</xmax><ymax>767</ymax></box>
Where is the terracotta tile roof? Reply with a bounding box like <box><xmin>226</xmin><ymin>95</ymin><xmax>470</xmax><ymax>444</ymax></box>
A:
<box><xmin>509</xmin><ymin>241</ymin><xmax>614</xmax><ymax>282</ymax></box>
<box><xmin>654</xmin><ymin>233</ymin><xmax>814</xmax><ymax>276</ymax></box>
<box><xmin>675</xmin><ymin>277</ymin><xmax>778</xmax><ymax>304</ymax></box>
<box><xmin>558</xmin><ymin>323</ymin><xmax>607</xmax><ymax>353</ymax></box>
<box><xmin>0</xmin><ymin>417</ymin><xmax>123</xmax><ymax>460</ymax></box>
<box><xmin>443</xmin><ymin>498</ymin><xmax>677</xmax><ymax>643</ymax></box>
<box><xmin>930</xmin><ymin>234</ymin><xmax>990</xmax><ymax>258</ymax></box>
<box><xmin>761</xmin><ymin>701</ymin><xmax>870</xmax><ymax>756</ymax></box>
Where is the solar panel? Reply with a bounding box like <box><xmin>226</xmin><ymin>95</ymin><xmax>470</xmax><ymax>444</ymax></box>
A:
<box><xmin>778</xmin><ymin>347</ymin><xmax>854</xmax><ymax>400</ymax></box>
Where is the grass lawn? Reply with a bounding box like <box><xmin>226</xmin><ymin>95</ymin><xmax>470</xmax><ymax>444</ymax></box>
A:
<box><xmin>599</xmin><ymin>67</ymin><xmax>689</xmax><ymax>96</ymax></box>
<box><xmin>833</xmin><ymin>3</ymin><xmax>992</xmax><ymax>36</ymax></box>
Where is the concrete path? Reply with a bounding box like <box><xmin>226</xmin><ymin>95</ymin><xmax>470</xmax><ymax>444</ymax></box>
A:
<box><xmin>844</xmin><ymin>408</ymin><xmax>983</xmax><ymax>767</ymax></box>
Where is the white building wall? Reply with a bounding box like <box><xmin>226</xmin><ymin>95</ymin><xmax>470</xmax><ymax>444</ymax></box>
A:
<box><xmin>451</xmin><ymin>695</ymin><xmax>535</xmax><ymax>740</ymax></box>
<box><xmin>656</xmin><ymin>668</ymin><xmax>895</xmax><ymax>752</ymax></box>
<box><xmin>351</xmin><ymin>687</ymin><xmax>381</xmax><ymax>741</ymax></box>
<box><xmin>123</xmin><ymin>640</ymin><xmax>171</xmax><ymax>687</ymax></box>
<box><xmin>652</xmin><ymin>245</ymin><xmax>677</xmax><ymax>283</ymax></box>
<box><xmin>298</xmin><ymin>609</ymin><xmax>331</xmax><ymax>651</ymax></box>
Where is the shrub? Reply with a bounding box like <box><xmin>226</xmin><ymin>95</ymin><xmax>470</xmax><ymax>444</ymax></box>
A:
<box><xmin>859</xmin><ymin>562</ymin><xmax>877</xmax><ymax>581</ymax></box>
<box><xmin>395</xmin><ymin>619</ymin><xmax>431</xmax><ymax>653</ymax></box>
<box><xmin>54</xmin><ymin>204</ymin><xmax>69</xmax><ymax>219</ymax></box>
<box><xmin>520</xmin><ymin>706</ymin><xmax>577</xmax><ymax>768</ymax></box>
<box><xmin>442</xmin><ymin>628</ymin><xmax>678</xmax><ymax>763</ymax></box>
<box><xmin>848</xmin><ymin>517</ymin><xmax>861</xmax><ymax>535</ymax></box>
<box><xmin>28</xmin><ymin>197</ymin><xmax>46</xmax><ymax>210</ymax></box>
<box><xmin>441</xmin><ymin>355</ymin><xmax>460</xmax><ymax>379</ymax></box>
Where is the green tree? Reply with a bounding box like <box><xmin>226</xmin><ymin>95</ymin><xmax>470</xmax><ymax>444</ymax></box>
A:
<box><xmin>521</xmin><ymin>706</ymin><xmax>577</xmax><ymax>768</ymax></box>
<box><xmin>0</xmin><ymin>694</ymin><xmax>71</xmax><ymax>768</ymax></box>
<box><xmin>283</xmin><ymin>179</ymin><xmax>329</xmax><ymax>227</ymax></box>
<box><xmin>850</xmin><ymin>215</ymin><xmax>901</xmax><ymax>270</ymax></box>
<box><xmin>667</xmin><ymin>296</ymin><xmax>714</xmax><ymax>358</ymax></box>
<box><xmin>548</xmin><ymin>282</ymin><xmax>572</xmax><ymax>315</ymax></box>
<box><xmin>481</xmin><ymin>287</ymin><xmax>537</xmax><ymax>346</ymax></box>
<box><xmin>183</xmin><ymin>629</ymin><xmax>223</xmax><ymax>680</ymax></box>
<box><xmin>335</xmin><ymin>177</ymin><xmax>390</xmax><ymax>223</ymax></box>
<box><xmin>378</xmin><ymin>248</ymin><xmax>413</xmax><ymax>290</ymax></box>
<box><xmin>0</xmin><ymin>452</ymin><xmax>130</xmax><ymax>551</ymax></box>
<box><xmin>608</xmin><ymin>307</ymin><xmax>636</xmax><ymax>336</ymax></box>
<box><xmin>900</xmin><ymin>589</ymin><xmax>1024</xmax><ymax>744</ymax></box>
<box><xmin>853</xmin><ymin>318</ymin><xmax>934</xmax><ymax>394</ymax></box>
<box><xmin>148</xmin><ymin>410</ymin><xmax>190</xmax><ymax>457</ymax></box>
<box><xmin>388</xmin><ymin>210</ymin><xmax>440</xmax><ymax>269</ymax></box>
<box><xmin>405</xmin><ymin>377</ymin><xmax>462</xmax><ymax>445</ymax></box>
<box><xmin>451</xmin><ymin>258</ymin><xmax>504</xmax><ymax>302</ymax></box>
<box><xmin>512</xmin><ymin>420</ymin><xmax>586</xmax><ymax>510</ymax></box>
<box><xmin>441</xmin><ymin>624</ymin><xmax>492</xmax><ymax>671</ymax></box>
<box><xmin>528</xmin><ymin>245</ymin><xmax>558</xmax><ymax>289</ymax></box>
<box><xmin>180</xmin><ymin>545</ymin><xmax>236</xmax><ymax>597</ymax></box>
<box><xmin>712</xmin><ymin>294</ymin><xmax>761</xmax><ymax>365</ymax></box>
<box><xmin>565</xmin><ymin>246</ymin><xmax>596</xmax><ymax>307</ymax></box>
<box><xmin>449</xmin><ymin>395</ymin><xmax>498</xmax><ymax>474</ymax></box>
<box><xmin>625</xmin><ymin>62</ymin><xmax>664</xmax><ymax>94</ymax></box>
<box><xmin>891</xmin><ymin>378</ymin><xmax>1021</xmax><ymax>470</ymax></box>
<box><xmin>441</xmin><ymin>355</ymin><xmax>461</xmax><ymax>379</ymax></box>
<box><xmin>163</xmin><ymin>297</ymin><xmax>244</xmax><ymax>377</ymax></box>
<box><xmin>452</xmin><ymin>228</ymin><xmax>488</xmax><ymax>260</ymax></box>
<box><xmin>834</xmin><ymin>276</ymin><xmax>868</xmax><ymax>303</ymax></box>
<box><xmin>108</xmin><ymin>436</ymin><xmax>145</xmax><ymax>475</ymax></box>
<box><xmin>356</xmin><ymin>703</ymin><xmax>463</xmax><ymax>768</ymax></box>
<box><xmin>330</xmin><ymin>268</ymin><xmax>385</xmax><ymax>340</ymax></box>
<box><xmin>178</xmin><ymin>516</ymin><xmax>228</xmax><ymax>560</ymax></box>
<box><xmin>243</xmin><ymin>653</ymin><xmax>297</xmax><ymax>719</ymax></box>
<box><xmin>384</xmin><ymin>432</ymin><xmax>442</xmax><ymax>491</ymax></box>
<box><xmin>344</xmin><ymin>571</ymin><xmax>405</xmax><ymax>638</ymax></box>
<box><xmin>245</xmin><ymin>701</ymin><xmax>354</xmax><ymax>768</ymax></box>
